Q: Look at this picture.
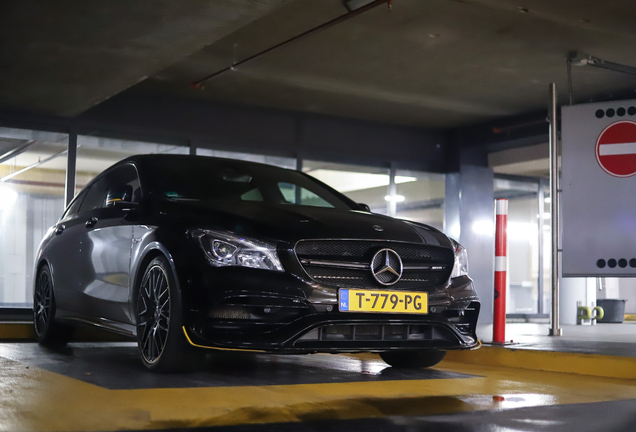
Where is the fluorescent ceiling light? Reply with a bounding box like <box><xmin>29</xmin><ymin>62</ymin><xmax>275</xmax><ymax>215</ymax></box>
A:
<box><xmin>384</xmin><ymin>195</ymin><xmax>405</xmax><ymax>202</ymax></box>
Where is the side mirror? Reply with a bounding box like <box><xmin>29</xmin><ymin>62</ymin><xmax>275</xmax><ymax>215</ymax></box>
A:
<box><xmin>358</xmin><ymin>203</ymin><xmax>371</xmax><ymax>212</ymax></box>
<box><xmin>106</xmin><ymin>185</ymin><xmax>138</xmax><ymax>211</ymax></box>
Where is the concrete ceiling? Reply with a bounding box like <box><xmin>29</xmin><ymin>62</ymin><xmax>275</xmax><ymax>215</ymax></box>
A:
<box><xmin>3</xmin><ymin>0</ymin><xmax>636</xmax><ymax>129</ymax></box>
<box><xmin>489</xmin><ymin>142</ymin><xmax>549</xmax><ymax>177</ymax></box>
<box><xmin>0</xmin><ymin>0</ymin><xmax>292</xmax><ymax>116</ymax></box>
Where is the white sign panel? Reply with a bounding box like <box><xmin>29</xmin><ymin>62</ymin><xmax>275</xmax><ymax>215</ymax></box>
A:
<box><xmin>562</xmin><ymin>100</ymin><xmax>636</xmax><ymax>276</ymax></box>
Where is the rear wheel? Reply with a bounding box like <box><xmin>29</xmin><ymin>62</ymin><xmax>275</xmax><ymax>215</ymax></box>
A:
<box><xmin>136</xmin><ymin>256</ymin><xmax>203</xmax><ymax>372</ymax></box>
<box><xmin>33</xmin><ymin>265</ymin><xmax>75</xmax><ymax>346</ymax></box>
<box><xmin>380</xmin><ymin>349</ymin><xmax>446</xmax><ymax>368</ymax></box>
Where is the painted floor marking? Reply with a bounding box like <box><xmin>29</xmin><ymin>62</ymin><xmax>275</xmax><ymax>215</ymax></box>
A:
<box><xmin>2</xmin><ymin>350</ymin><xmax>636</xmax><ymax>432</ymax></box>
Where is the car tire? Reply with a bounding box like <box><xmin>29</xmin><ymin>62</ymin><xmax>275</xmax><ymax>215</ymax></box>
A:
<box><xmin>136</xmin><ymin>255</ymin><xmax>204</xmax><ymax>372</ymax></box>
<box><xmin>379</xmin><ymin>349</ymin><xmax>446</xmax><ymax>368</ymax></box>
<box><xmin>33</xmin><ymin>265</ymin><xmax>75</xmax><ymax>346</ymax></box>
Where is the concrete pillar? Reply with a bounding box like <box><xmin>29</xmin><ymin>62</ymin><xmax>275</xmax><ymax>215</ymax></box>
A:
<box><xmin>444</xmin><ymin>165</ymin><xmax>495</xmax><ymax>324</ymax></box>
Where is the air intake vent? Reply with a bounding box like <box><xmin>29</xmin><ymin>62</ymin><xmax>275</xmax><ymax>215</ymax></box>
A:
<box><xmin>297</xmin><ymin>323</ymin><xmax>456</xmax><ymax>343</ymax></box>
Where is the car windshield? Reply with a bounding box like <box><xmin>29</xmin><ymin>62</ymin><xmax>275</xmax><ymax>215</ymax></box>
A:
<box><xmin>152</xmin><ymin>158</ymin><xmax>354</xmax><ymax>209</ymax></box>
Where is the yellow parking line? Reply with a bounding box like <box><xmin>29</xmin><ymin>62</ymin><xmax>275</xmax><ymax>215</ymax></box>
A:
<box><xmin>445</xmin><ymin>346</ymin><xmax>636</xmax><ymax>379</ymax></box>
<box><xmin>2</xmin><ymin>352</ymin><xmax>636</xmax><ymax>432</ymax></box>
<box><xmin>0</xmin><ymin>323</ymin><xmax>35</xmax><ymax>340</ymax></box>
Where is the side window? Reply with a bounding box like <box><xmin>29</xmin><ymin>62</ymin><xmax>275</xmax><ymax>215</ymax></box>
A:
<box><xmin>62</xmin><ymin>190</ymin><xmax>87</xmax><ymax>219</ymax></box>
<box><xmin>106</xmin><ymin>164</ymin><xmax>141</xmax><ymax>203</ymax></box>
<box><xmin>78</xmin><ymin>176</ymin><xmax>109</xmax><ymax>214</ymax></box>
<box><xmin>278</xmin><ymin>182</ymin><xmax>334</xmax><ymax>208</ymax></box>
<box><xmin>240</xmin><ymin>188</ymin><xmax>263</xmax><ymax>202</ymax></box>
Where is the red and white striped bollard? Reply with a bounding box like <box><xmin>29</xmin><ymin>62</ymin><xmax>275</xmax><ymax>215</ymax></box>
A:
<box><xmin>493</xmin><ymin>199</ymin><xmax>508</xmax><ymax>344</ymax></box>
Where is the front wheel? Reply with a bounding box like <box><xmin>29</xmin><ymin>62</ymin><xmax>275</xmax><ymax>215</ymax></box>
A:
<box><xmin>136</xmin><ymin>256</ymin><xmax>204</xmax><ymax>372</ymax></box>
<box><xmin>380</xmin><ymin>349</ymin><xmax>446</xmax><ymax>368</ymax></box>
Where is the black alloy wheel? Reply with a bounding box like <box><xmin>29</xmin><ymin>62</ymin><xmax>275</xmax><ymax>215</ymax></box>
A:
<box><xmin>34</xmin><ymin>269</ymin><xmax>52</xmax><ymax>335</ymax></box>
<box><xmin>136</xmin><ymin>256</ymin><xmax>204</xmax><ymax>372</ymax></box>
<box><xmin>137</xmin><ymin>262</ymin><xmax>171</xmax><ymax>364</ymax></box>
<box><xmin>33</xmin><ymin>265</ymin><xmax>74</xmax><ymax>345</ymax></box>
<box><xmin>380</xmin><ymin>349</ymin><xmax>446</xmax><ymax>368</ymax></box>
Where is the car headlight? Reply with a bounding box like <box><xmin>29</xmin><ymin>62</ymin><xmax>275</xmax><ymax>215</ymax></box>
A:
<box><xmin>192</xmin><ymin>230</ymin><xmax>284</xmax><ymax>272</ymax></box>
<box><xmin>450</xmin><ymin>239</ymin><xmax>469</xmax><ymax>278</ymax></box>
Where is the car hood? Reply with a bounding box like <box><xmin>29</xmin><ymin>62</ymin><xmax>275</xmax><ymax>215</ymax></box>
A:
<box><xmin>159</xmin><ymin>199</ymin><xmax>452</xmax><ymax>248</ymax></box>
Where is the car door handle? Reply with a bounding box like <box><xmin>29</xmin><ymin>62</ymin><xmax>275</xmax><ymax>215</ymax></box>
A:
<box><xmin>55</xmin><ymin>225</ymin><xmax>65</xmax><ymax>235</ymax></box>
<box><xmin>85</xmin><ymin>217</ymin><xmax>98</xmax><ymax>228</ymax></box>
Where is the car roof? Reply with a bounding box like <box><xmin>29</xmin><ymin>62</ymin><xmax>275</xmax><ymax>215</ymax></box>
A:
<box><xmin>80</xmin><ymin>153</ymin><xmax>358</xmax><ymax>209</ymax></box>
<box><xmin>118</xmin><ymin>154</ymin><xmax>292</xmax><ymax>171</ymax></box>
<box><xmin>81</xmin><ymin>154</ymin><xmax>295</xmax><ymax>195</ymax></box>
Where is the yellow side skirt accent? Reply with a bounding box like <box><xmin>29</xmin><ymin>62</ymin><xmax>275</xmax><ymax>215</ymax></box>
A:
<box><xmin>181</xmin><ymin>326</ymin><xmax>266</xmax><ymax>353</ymax></box>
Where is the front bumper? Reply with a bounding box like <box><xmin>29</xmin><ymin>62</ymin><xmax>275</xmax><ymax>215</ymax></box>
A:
<box><xmin>179</xmin><ymin>255</ymin><xmax>480</xmax><ymax>353</ymax></box>
<box><xmin>184</xmin><ymin>302</ymin><xmax>480</xmax><ymax>354</ymax></box>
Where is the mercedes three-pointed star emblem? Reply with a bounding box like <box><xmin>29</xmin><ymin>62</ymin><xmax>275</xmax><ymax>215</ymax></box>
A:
<box><xmin>371</xmin><ymin>248</ymin><xmax>403</xmax><ymax>286</ymax></box>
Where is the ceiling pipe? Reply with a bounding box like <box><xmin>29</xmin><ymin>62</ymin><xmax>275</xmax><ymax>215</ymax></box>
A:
<box><xmin>494</xmin><ymin>52</ymin><xmax>636</xmax><ymax>135</ymax></box>
<box><xmin>0</xmin><ymin>140</ymin><xmax>36</xmax><ymax>165</ymax></box>
<box><xmin>190</xmin><ymin>0</ymin><xmax>394</xmax><ymax>89</ymax></box>
<box><xmin>569</xmin><ymin>51</ymin><xmax>636</xmax><ymax>77</ymax></box>
<box><xmin>0</xmin><ymin>148</ymin><xmax>69</xmax><ymax>183</ymax></box>
<box><xmin>3</xmin><ymin>179</ymin><xmax>87</xmax><ymax>189</ymax></box>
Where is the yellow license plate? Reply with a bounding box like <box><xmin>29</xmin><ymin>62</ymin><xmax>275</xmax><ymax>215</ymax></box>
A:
<box><xmin>339</xmin><ymin>289</ymin><xmax>428</xmax><ymax>314</ymax></box>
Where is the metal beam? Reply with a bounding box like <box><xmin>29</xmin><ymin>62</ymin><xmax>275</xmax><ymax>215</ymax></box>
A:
<box><xmin>295</xmin><ymin>157</ymin><xmax>303</xmax><ymax>204</ymax></box>
<box><xmin>65</xmin><ymin>126</ymin><xmax>77</xmax><ymax>205</ymax></box>
<box><xmin>538</xmin><ymin>179</ymin><xmax>546</xmax><ymax>315</ymax></box>
<box><xmin>387</xmin><ymin>163</ymin><xmax>397</xmax><ymax>217</ymax></box>
<box><xmin>548</xmin><ymin>83</ymin><xmax>562</xmax><ymax>337</ymax></box>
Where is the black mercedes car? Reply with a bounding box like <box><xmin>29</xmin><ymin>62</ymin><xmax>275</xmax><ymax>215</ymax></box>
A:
<box><xmin>33</xmin><ymin>155</ymin><xmax>479</xmax><ymax>372</ymax></box>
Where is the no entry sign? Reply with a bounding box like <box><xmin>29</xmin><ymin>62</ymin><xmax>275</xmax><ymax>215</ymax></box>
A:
<box><xmin>562</xmin><ymin>100</ymin><xmax>636</xmax><ymax>277</ymax></box>
<box><xmin>596</xmin><ymin>120</ymin><xmax>636</xmax><ymax>177</ymax></box>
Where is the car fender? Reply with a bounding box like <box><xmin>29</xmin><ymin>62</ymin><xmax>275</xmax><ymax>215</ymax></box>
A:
<box><xmin>128</xmin><ymin>230</ymin><xmax>183</xmax><ymax>324</ymax></box>
<box><xmin>33</xmin><ymin>226</ymin><xmax>57</xmax><ymax>299</ymax></box>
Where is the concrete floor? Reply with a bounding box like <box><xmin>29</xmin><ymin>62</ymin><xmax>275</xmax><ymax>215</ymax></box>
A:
<box><xmin>1</xmin><ymin>333</ymin><xmax>636</xmax><ymax>432</ymax></box>
<box><xmin>2</xmin><ymin>322</ymin><xmax>636</xmax><ymax>431</ymax></box>
<box><xmin>123</xmin><ymin>400</ymin><xmax>636</xmax><ymax>431</ymax></box>
<box><xmin>478</xmin><ymin>322</ymin><xmax>636</xmax><ymax>357</ymax></box>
